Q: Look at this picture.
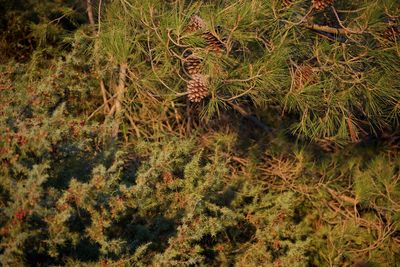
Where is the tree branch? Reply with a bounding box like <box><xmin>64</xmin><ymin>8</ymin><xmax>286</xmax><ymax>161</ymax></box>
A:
<box><xmin>86</xmin><ymin>0</ymin><xmax>110</xmax><ymax>114</ymax></box>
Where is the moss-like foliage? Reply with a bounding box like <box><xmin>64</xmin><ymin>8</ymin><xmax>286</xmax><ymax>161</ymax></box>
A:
<box><xmin>1</xmin><ymin>0</ymin><xmax>399</xmax><ymax>266</ymax></box>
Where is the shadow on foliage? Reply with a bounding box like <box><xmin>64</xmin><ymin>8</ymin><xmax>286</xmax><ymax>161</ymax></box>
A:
<box><xmin>106</xmin><ymin>212</ymin><xmax>178</xmax><ymax>259</ymax></box>
<box><xmin>44</xmin><ymin>139</ymin><xmax>119</xmax><ymax>190</ymax></box>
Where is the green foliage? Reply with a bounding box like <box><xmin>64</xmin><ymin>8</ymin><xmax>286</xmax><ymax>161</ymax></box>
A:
<box><xmin>1</xmin><ymin>0</ymin><xmax>400</xmax><ymax>266</ymax></box>
<box><xmin>0</xmin><ymin>0</ymin><xmax>86</xmax><ymax>62</ymax></box>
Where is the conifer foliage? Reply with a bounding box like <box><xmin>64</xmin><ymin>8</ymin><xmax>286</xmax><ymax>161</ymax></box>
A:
<box><xmin>0</xmin><ymin>0</ymin><xmax>400</xmax><ymax>266</ymax></box>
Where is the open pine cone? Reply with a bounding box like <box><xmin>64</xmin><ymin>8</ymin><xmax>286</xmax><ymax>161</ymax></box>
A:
<box><xmin>282</xmin><ymin>0</ymin><xmax>294</xmax><ymax>8</ymax></box>
<box><xmin>383</xmin><ymin>26</ymin><xmax>400</xmax><ymax>42</ymax></box>
<box><xmin>203</xmin><ymin>31</ymin><xmax>225</xmax><ymax>52</ymax></box>
<box><xmin>293</xmin><ymin>64</ymin><xmax>318</xmax><ymax>90</ymax></box>
<box><xmin>183</xmin><ymin>54</ymin><xmax>203</xmax><ymax>75</ymax></box>
<box><xmin>187</xmin><ymin>74</ymin><xmax>209</xmax><ymax>103</ymax></box>
<box><xmin>186</xmin><ymin>15</ymin><xmax>206</xmax><ymax>32</ymax></box>
<box><xmin>312</xmin><ymin>0</ymin><xmax>334</xmax><ymax>11</ymax></box>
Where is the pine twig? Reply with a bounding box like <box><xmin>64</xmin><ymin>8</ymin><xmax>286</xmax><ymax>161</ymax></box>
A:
<box><xmin>86</xmin><ymin>93</ymin><xmax>119</xmax><ymax>122</ymax></box>
<box><xmin>304</xmin><ymin>23</ymin><xmax>348</xmax><ymax>35</ymax></box>
<box><xmin>326</xmin><ymin>187</ymin><xmax>359</xmax><ymax>206</ymax></box>
<box><xmin>111</xmin><ymin>62</ymin><xmax>128</xmax><ymax>137</ymax></box>
<box><xmin>86</xmin><ymin>0</ymin><xmax>95</xmax><ymax>28</ymax></box>
<box><xmin>331</xmin><ymin>6</ymin><xmax>368</xmax><ymax>34</ymax></box>
<box><xmin>115</xmin><ymin>62</ymin><xmax>128</xmax><ymax>115</ymax></box>
<box><xmin>227</xmin><ymin>101</ymin><xmax>272</xmax><ymax>133</ymax></box>
<box><xmin>86</xmin><ymin>0</ymin><xmax>110</xmax><ymax>114</ymax></box>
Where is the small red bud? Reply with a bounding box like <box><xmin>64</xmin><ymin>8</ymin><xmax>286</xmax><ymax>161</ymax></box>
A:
<box><xmin>15</xmin><ymin>208</ymin><xmax>27</xmax><ymax>221</ymax></box>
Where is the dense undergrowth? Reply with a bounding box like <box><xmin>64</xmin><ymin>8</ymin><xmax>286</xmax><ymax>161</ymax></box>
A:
<box><xmin>1</xmin><ymin>0</ymin><xmax>399</xmax><ymax>266</ymax></box>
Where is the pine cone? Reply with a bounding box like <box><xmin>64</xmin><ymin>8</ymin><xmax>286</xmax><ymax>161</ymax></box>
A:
<box><xmin>186</xmin><ymin>15</ymin><xmax>206</xmax><ymax>32</ymax></box>
<box><xmin>282</xmin><ymin>0</ymin><xmax>294</xmax><ymax>8</ymax></box>
<box><xmin>316</xmin><ymin>138</ymin><xmax>341</xmax><ymax>153</ymax></box>
<box><xmin>312</xmin><ymin>0</ymin><xmax>334</xmax><ymax>11</ymax></box>
<box><xmin>203</xmin><ymin>31</ymin><xmax>225</xmax><ymax>52</ymax></box>
<box><xmin>183</xmin><ymin>54</ymin><xmax>203</xmax><ymax>75</ymax></box>
<box><xmin>383</xmin><ymin>26</ymin><xmax>400</xmax><ymax>42</ymax></box>
<box><xmin>293</xmin><ymin>64</ymin><xmax>318</xmax><ymax>90</ymax></box>
<box><xmin>187</xmin><ymin>74</ymin><xmax>209</xmax><ymax>103</ymax></box>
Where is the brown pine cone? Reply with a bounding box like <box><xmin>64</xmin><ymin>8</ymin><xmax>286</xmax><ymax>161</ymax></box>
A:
<box><xmin>187</xmin><ymin>74</ymin><xmax>209</xmax><ymax>103</ymax></box>
<box><xmin>312</xmin><ymin>0</ymin><xmax>334</xmax><ymax>11</ymax></box>
<box><xmin>203</xmin><ymin>31</ymin><xmax>225</xmax><ymax>52</ymax></box>
<box><xmin>383</xmin><ymin>26</ymin><xmax>400</xmax><ymax>42</ymax></box>
<box><xmin>293</xmin><ymin>64</ymin><xmax>318</xmax><ymax>90</ymax></box>
<box><xmin>186</xmin><ymin>15</ymin><xmax>206</xmax><ymax>32</ymax></box>
<box><xmin>183</xmin><ymin>54</ymin><xmax>203</xmax><ymax>76</ymax></box>
<box><xmin>282</xmin><ymin>0</ymin><xmax>294</xmax><ymax>8</ymax></box>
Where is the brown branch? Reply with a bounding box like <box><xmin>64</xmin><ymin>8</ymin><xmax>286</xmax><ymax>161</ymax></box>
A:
<box><xmin>326</xmin><ymin>187</ymin><xmax>359</xmax><ymax>206</ymax></box>
<box><xmin>115</xmin><ymin>62</ymin><xmax>128</xmax><ymax>115</ymax></box>
<box><xmin>227</xmin><ymin>101</ymin><xmax>272</xmax><ymax>132</ymax></box>
<box><xmin>332</xmin><ymin>7</ymin><xmax>367</xmax><ymax>34</ymax></box>
<box><xmin>303</xmin><ymin>10</ymin><xmax>367</xmax><ymax>37</ymax></box>
<box><xmin>99</xmin><ymin>79</ymin><xmax>109</xmax><ymax>113</ymax></box>
<box><xmin>86</xmin><ymin>0</ymin><xmax>96</xmax><ymax>32</ymax></box>
<box><xmin>304</xmin><ymin>23</ymin><xmax>348</xmax><ymax>35</ymax></box>
<box><xmin>86</xmin><ymin>0</ymin><xmax>110</xmax><ymax>114</ymax></box>
<box><xmin>97</xmin><ymin>0</ymin><xmax>102</xmax><ymax>33</ymax></box>
<box><xmin>111</xmin><ymin>62</ymin><xmax>128</xmax><ymax>137</ymax></box>
<box><xmin>86</xmin><ymin>92</ymin><xmax>119</xmax><ymax>122</ymax></box>
<box><xmin>347</xmin><ymin>115</ymin><xmax>359</xmax><ymax>143</ymax></box>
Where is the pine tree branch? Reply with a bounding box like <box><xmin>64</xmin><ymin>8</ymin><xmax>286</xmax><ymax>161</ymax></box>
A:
<box><xmin>227</xmin><ymin>101</ymin><xmax>272</xmax><ymax>133</ymax></box>
<box><xmin>303</xmin><ymin>8</ymin><xmax>367</xmax><ymax>37</ymax></box>
<box><xmin>86</xmin><ymin>0</ymin><xmax>110</xmax><ymax>114</ymax></box>
<box><xmin>99</xmin><ymin>80</ymin><xmax>110</xmax><ymax>112</ymax></box>
<box><xmin>303</xmin><ymin>23</ymin><xmax>348</xmax><ymax>35</ymax></box>
<box><xmin>115</xmin><ymin>62</ymin><xmax>128</xmax><ymax>115</ymax></box>
<box><xmin>86</xmin><ymin>93</ymin><xmax>119</xmax><ymax>122</ymax></box>
<box><xmin>97</xmin><ymin>0</ymin><xmax>102</xmax><ymax>33</ymax></box>
<box><xmin>86</xmin><ymin>0</ymin><xmax>96</xmax><ymax>28</ymax></box>
<box><xmin>331</xmin><ymin>7</ymin><xmax>368</xmax><ymax>34</ymax></box>
<box><xmin>111</xmin><ymin>62</ymin><xmax>128</xmax><ymax>137</ymax></box>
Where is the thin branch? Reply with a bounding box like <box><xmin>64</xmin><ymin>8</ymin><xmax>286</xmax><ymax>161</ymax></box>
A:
<box><xmin>97</xmin><ymin>0</ymin><xmax>102</xmax><ymax>33</ymax></box>
<box><xmin>48</xmin><ymin>11</ymin><xmax>74</xmax><ymax>25</ymax></box>
<box><xmin>222</xmin><ymin>85</ymin><xmax>256</xmax><ymax>102</ymax></box>
<box><xmin>304</xmin><ymin>23</ymin><xmax>348</xmax><ymax>35</ymax></box>
<box><xmin>86</xmin><ymin>0</ymin><xmax>95</xmax><ymax>29</ymax></box>
<box><xmin>331</xmin><ymin>6</ymin><xmax>368</xmax><ymax>34</ymax></box>
<box><xmin>227</xmin><ymin>101</ymin><xmax>272</xmax><ymax>132</ymax></box>
<box><xmin>86</xmin><ymin>93</ymin><xmax>118</xmax><ymax>122</ymax></box>
<box><xmin>99</xmin><ymin>80</ymin><xmax>110</xmax><ymax>112</ymax></box>
<box><xmin>167</xmin><ymin>29</ymin><xmax>191</xmax><ymax>48</ymax></box>
<box><xmin>225</xmin><ymin>14</ymin><xmax>241</xmax><ymax>55</ymax></box>
<box><xmin>147</xmin><ymin>32</ymin><xmax>179</xmax><ymax>94</ymax></box>
<box><xmin>86</xmin><ymin>0</ymin><xmax>110</xmax><ymax>113</ymax></box>
<box><xmin>283</xmin><ymin>7</ymin><xmax>314</xmax><ymax>28</ymax></box>
<box><xmin>115</xmin><ymin>62</ymin><xmax>128</xmax><ymax>115</ymax></box>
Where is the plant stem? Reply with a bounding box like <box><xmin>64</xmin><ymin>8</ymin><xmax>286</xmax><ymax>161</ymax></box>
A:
<box><xmin>86</xmin><ymin>0</ymin><xmax>110</xmax><ymax>114</ymax></box>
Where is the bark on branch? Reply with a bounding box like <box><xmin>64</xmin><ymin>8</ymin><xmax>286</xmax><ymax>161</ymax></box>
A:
<box><xmin>86</xmin><ymin>0</ymin><xmax>110</xmax><ymax>113</ymax></box>
<box><xmin>115</xmin><ymin>62</ymin><xmax>128</xmax><ymax>115</ymax></box>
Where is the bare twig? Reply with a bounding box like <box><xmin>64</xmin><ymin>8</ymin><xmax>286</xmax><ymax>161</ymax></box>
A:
<box><xmin>86</xmin><ymin>0</ymin><xmax>110</xmax><ymax>113</ymax></box>
<box><xmin>304</xmin><ymin>23</ymin><xmax>348</xmax><ymax>35</ymax></box>
<box><xmin>146</xmin><ymin>32</ymin><xmax>179</xmax><ymax>94</ymax></box>
<box><xmin>97</xmin><ymin>0</ymin><xmax>102</xmax><ymax>33</ymax></box>
<box><xmin>167</xmin><ymin>29</ymin><xmax>191</xmax><ymax>48</ymax></box>
<box><xmin>331</xmin><ymin>7</ymin><xmax>368</xmax><ymax>34</ymax></box>
<box><xmin>86</xmin><ymin>93</ymin><xmax>119</xmax><ymax>122</ymax></box>
<box><xmin>283</xmin><ymin>7</ymin><xmax>314</xmax><ymax>28</ymax></box>
<box><xmin>326</xmin><ymin>187</ymin><xmax>359</xmax><ymax>206</ymax></box>
<box><xmin>115</xmin><ymin>62</ymin><xmax>128</xmax><ymax>115</ymax></box>
<box><xmin>225</xmin><ymin>14</ymin><xmax>241</xmax><ymax>54</ymax></box>
<box><xmin>86</xmin><ymin>0</ymin><xmax>96</xmax><ymax>28</ymax></box>
<box><xmin>227</xmin><ymin>101</ymin><xmax>272</xmax><ymax>132</ymax></box>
